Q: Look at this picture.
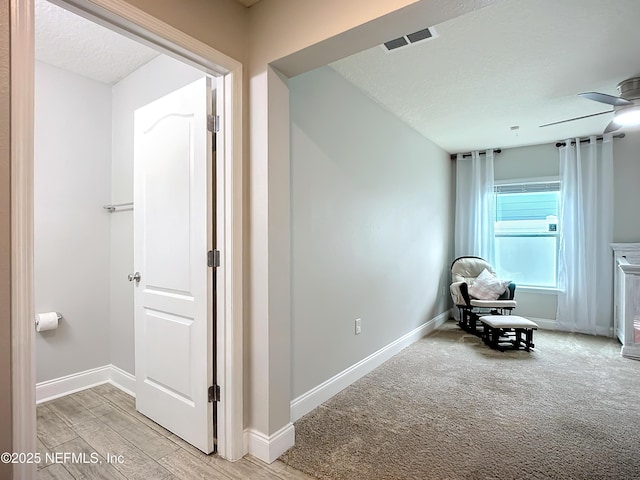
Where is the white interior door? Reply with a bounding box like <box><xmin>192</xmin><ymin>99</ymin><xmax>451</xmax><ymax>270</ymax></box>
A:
<box><xmin>133</xmin><ymin>77</ymin><xmax>214</xmax><ymax>454</ymax></box>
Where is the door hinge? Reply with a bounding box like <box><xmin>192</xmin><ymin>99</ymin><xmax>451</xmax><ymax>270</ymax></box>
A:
<box><xmin>208</xmin><ymin>385</ymin><xmax>220</xmax><ymax>402</ymax></box>
<box><xmin>207</xmin><ymin>250</ymin><xmax>220</xmax><ymax>268</ymax></box>
<box><xmin>207</xmin><ymin>115</ymin><xmax>220</xmax><ymax>133</ymax></box>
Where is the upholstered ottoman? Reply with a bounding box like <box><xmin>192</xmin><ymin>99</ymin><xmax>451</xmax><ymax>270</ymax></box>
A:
<box><xmin>479</xmin><ymin>315</ymin><xmax>538</xmax><ymax>351</ymax></box>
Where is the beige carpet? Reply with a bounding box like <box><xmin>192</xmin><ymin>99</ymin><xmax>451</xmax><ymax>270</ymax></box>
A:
<box><xmin>280</xmin><ymin>321</ymin><xmax>640</xmax><ymax>480</ymax></box>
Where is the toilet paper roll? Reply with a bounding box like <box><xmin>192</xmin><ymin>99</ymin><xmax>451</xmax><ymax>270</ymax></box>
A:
<box><xmin>35</xmin><ymin>312</ymin><xmax>59</xmax><ymax>332</ymax></box>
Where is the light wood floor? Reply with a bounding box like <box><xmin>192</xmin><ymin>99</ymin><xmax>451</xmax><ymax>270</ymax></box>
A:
<box><xmin>37</xmin><ymin>384</ymin><xmax>315</xmax><ymax>480</ymax></box>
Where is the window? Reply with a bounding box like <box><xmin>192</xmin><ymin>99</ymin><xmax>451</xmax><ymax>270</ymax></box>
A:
<box><xmin>494</xmin><ymin>181</ymin><xmax>560</xmax><ymax>288</ymax></box>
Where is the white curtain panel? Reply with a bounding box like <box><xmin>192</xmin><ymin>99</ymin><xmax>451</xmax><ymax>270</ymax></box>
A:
<box><xmin>454</xmin><ymin>150</ymin><xmax>495</xmax><ymax>264</ymax></box>
<box><xmin>556</xmin><ymin>135</ymin><xmax>614</xmax><ymax>336</ymax></box>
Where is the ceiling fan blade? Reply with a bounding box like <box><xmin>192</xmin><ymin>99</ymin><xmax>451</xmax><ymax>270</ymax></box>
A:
<box><xmin>539</xmin><ymin>110</ymin><xmax>611</xmax><ymax>128</ymax></box>
<box><xmin>603</xmin><ymin>119</ymin><xmax>621</xmax><ymax>134</ymax></box>
<box><xmin>579</xmin><ymin>91</ymin><xmax>633</xmax><ymax>106</ymax></box>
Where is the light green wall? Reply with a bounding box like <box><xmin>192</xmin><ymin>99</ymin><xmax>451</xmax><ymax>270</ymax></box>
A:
<box><xmin>34</xmin><ymin>62</ymin><xmax>112</xmax><ymax>383</ymax></box>
<box><xmin>494</xmin><ymin>142</ymin><xmax>558</xmax><ymax>181</ymax></box>
<box><xmin>613</xmin><ymin>129</ymin><xmax>640</xmax><ymax>243</ymax></box>
<box><xmin>290</xmin><ymin>66</ymin><xmax>453</xmax><ymax>398</ymax></box>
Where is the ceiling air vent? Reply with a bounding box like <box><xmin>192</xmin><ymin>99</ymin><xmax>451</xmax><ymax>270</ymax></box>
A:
<box><xmin>382</xmin><ymin>27</ymin><xmax>437</xmax><ymax>52</ymax></box>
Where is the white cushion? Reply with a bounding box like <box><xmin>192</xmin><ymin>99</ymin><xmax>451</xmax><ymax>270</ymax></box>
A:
<box><xmin>470</xmin><ymin>299</ymin><xmax>517</xmax><ymax>309</ymax></box>
<box><xmin>450</xmin><ymin>282</ymin><xmax>466</xmax><ymax>306</ymax></box>
<box><xmin>451</xmin><ymin>257</ymin><xmax>495</xmax><ymax>284</ymax></box>
<box><xmin>479</xmin><ymin>315</ymin><xmax>538</xmax><ymax>329</ymax></box>
<box><xmin>468</xmin><ymin>268</ymin><xmax>509</xmax><ymax>300</ymax></box>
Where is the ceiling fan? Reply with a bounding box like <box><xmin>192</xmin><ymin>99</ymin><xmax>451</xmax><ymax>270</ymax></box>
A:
<box><xmin>540</xmin><ymin>77</ymin><xmax>640</xmax><ymax>133</ymax></box>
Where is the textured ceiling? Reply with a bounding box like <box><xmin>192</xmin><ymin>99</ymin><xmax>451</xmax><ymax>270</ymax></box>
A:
<box><xmin>234</xmin><ymin>0</ymin><xmax>261</xmax><ymax>7</ymax></box>
<box><xmin>330</xmin><ymin>0</ymin><xmax>640</xmax><ymax>153</ymax></box>
<box><xmin>35</xmin><ymin>0</ymin><xmax>159</xmax><ymax>85</ymax></box>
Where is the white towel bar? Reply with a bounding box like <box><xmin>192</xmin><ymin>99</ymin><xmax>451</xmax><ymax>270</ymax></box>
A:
<box><xmin>103</xmin><ymin>202</ymin><xmax>133</xmax><ymax>212</ymax></box>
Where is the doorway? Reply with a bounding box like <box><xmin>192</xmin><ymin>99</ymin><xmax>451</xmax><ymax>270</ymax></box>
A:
<box><xmin>34</xmin><ymin>0</ymin><xmax>218</xmax><ymax>453</ymax></box>
<box><xmin>11</xmin><ymin>0</ymin><xmax>244</xmax><ymax>473</ymax></box>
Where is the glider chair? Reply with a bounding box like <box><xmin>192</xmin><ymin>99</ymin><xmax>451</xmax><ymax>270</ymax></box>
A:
<box><xmin>450</xmin><ymin>256</ymin><xmax>517</xmax><ymax>335</ymax></box>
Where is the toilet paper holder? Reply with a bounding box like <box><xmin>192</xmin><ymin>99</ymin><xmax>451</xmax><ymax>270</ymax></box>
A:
<box><xmin>34</xmin><ymin>312</ymin><xmax>62</xmax><ymax>326</ymax></box>
<box><xmin>36</xmin><ymin>312</ymin><xmax>62</xmax><ymax>321</ymax></box>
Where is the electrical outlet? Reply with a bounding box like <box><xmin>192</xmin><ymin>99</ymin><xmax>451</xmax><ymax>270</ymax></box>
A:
<box><xmin>355</xmin><ymin>318</ymin><xmax>362</xmax><ymax>335</ymax></box>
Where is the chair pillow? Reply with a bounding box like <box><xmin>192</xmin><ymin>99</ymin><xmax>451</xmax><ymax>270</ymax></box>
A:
<box><xmin>468</xmin><ymin>268</ymin><xmax>509</xmax><ymax>300</ymax></box>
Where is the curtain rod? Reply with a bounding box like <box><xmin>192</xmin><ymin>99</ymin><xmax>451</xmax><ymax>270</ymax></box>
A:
<box><xmin>450</xmin><ymin>149</ymin><xmax>502</xmax><ymax>160</ymax></box>
<box><xmin>555</xmin><ymin>133</ymin><xmax>625</xmax><ymax>148</ymax></box>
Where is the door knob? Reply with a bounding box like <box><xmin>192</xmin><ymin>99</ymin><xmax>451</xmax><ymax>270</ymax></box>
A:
<box><xmin>128</xmin><ymin>272</ymin><xmax>141</xmax><ymax>283</ymax></box>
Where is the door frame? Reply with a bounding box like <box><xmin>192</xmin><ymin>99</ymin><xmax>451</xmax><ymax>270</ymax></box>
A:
<box><xmin>10</xmin><ymin>0</ymin><xmax>244</xmax><ymax>474</ymax></box>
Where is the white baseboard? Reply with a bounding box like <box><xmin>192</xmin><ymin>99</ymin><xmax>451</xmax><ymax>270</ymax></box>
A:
<box><xmin>621</xmin><ymin>345</ymin><xmax>640</xmax><ymax>360</ymax></box>
<box><xmin>245</xmin><ymin>423</ymin><xmax>295</xmax><ymax>464</ymax></box>
<box><xmin>533</xmin><ymin>318</ymin><xmax>614</xmax><ymax>337</ymax></box>
<box><xmin>498</xmin><ymin>316</ymin><xmax>607</xmax><ymax>334</ymax></box>
<box><xmin>109</xmin><ymin>364</ymin><xmax>136</xmax><ymax>396</ymax></box>
<box><xmin>36</xmin><ymin>366</ymin><xmax>111</xmax><ymax>403</ymax></box>
<box><xmin>36</xmin><ymin>364</ymin><xmax>135</xmax><ymax>404</ymax></box>
<box><xmin>290</xmin><ymin>309</ymin><xmax>451</xmax><ymax>423</ymax></box>
<box><xmin>528</xmin><ymin>317</ymin><xmax>556</xmax><ymax>330</ymax></box>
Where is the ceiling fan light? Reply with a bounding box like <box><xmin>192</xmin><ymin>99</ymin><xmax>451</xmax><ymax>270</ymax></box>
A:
<box><xmin>614</xmin><ymin>107</ymin><xmax>640</xmax><ymax>126</ymax></box>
